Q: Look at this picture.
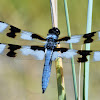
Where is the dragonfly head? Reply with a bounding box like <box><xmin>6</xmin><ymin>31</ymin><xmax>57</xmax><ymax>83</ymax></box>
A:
<box><xmin>45</xmin><ymin>27</ymin><xmax>60</xmax><ymax>49</ymax></box>
<box><xmin>48</xmin><ymin>27</ymin><xmax>60</xmax><ymax>37</ymax></box>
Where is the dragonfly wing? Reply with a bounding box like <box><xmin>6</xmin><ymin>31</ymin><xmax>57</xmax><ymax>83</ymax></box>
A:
<box><xmin>0</xmin><ymin>21</ymin><xmax>8</xmax><ymax>32</ymax></box>
<box><xmin>93</xmin><ymin>51</ymin><xmax>100</xmax><ymax>61</ymax></box>
<box><xmin>65</xmin><ymin>35</ymin><xmax>82</xmax><ymax>43</ymax></box>
<box><xmin>59</xmin><ymin>31</ymin><xmax>100</xmax><ymax>44</ymax></box>
<box><xmin>52</xmin><ymin>47</ymin><xmax>100</xmax><ymax>63</ymax></box>
<box><xmin>0</xmin><ymin>43</ymin><xmax>45</xmax><ymax>60</ymax></box>
<box><xmin>52</xmin><ymin>51</ymin><xmax>60</xmax><ymax>61</ymax></box>
<box><xmin>0</xmin><ymin>43</ymin><xmax>100</xmax><ymax>63</ymax></box>
<box><xmin>0</xmin><ymin>21</ymin><xmax>46</xmax><ymax>43</ymax></box>
<box><xmin>20</xmin><ymin>46</ymin><xmax>45</xmax><ymax>60</ymax></box>
<box><xmin>0</xmin><ymin>43</ymin><xmax>7</xmax><ymax>53</ymax></box>
<box><xmin>52</xmin><ymin>48</ymin><xmax>78</xmax><ymax>61</ymax></box>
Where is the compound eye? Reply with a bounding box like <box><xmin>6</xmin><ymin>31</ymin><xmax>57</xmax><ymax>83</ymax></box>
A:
<box><xmin>55</xmin><ymin>28</ymin><xmax>60</xmax><ymax>33</ymax></box>
<box><xmin>56</xmin><ymin>28</ymin><xmax>59</xmax><ymax>32</ymax></box>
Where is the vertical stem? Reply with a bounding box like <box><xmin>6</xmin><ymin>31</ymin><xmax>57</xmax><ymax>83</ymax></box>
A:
<box><xmin>64</xmin><ymin>0</ymin><xmax>78</xmax><ymax>100</ymax></box>
<box><xmin>50</xmin><ymin>0</ymin><xmax>58</xmax><ymax>27</ymax></box>
<box><xmin>83</xmin><ymin>0</ymin><xmax>93</xmax><ymax>100</ymax></box>
<box><xmin>50</xmin><ymin>0</ymin><xmax>66</xmax><ymax>100</ymax></box>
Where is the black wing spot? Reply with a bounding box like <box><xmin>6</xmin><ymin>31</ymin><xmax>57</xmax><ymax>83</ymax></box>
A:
<box><xmin>31</xmin><ymin>34</ymin><xmax>46</xmax><ymax>41</ymax></box>
<box><xmin>8</xmin><ymin>44</ymin><xmax>21</xmax><ymax>50</ymax></box>
<box><xmin>0</xmin><ymin>21</ymin><xmax>4</xmax><ymax>23</ymax></box>
<box><xmin>54</xmin><ymin>48</ymin><xmax>68</xmax><ymax>53</ymax></box>
<box><xmin>7</xmin><ymin>51</ymin><xmax>16</xmax><ymax>57</ymax></box>
<box><xmin>77</xmin><ymin>50</ymin><xmax>92</xmax><ymax>62</ymax></box>
<box><xmin>57</xmin><ymin>37</ymin><xmax>70</xmax><ymax>42</ymax></box>
<box><xmin>31</xmin><ymin>46</ymin><xmax>45</xmax><ymax>52</ymax></box>
<box><xmin>7</xmin><ymin>25</ymin><xmax>21</xmax><ymax>38</ymax></box>
<box><xmin>83</xmin><ymin>32</ymin><xmax>96</xmax><ymax>43</ymax></box>
<box><xmin>7</xmin><ymin>44</ymin><xmax>21</xmax><ymax>57</ymax></box>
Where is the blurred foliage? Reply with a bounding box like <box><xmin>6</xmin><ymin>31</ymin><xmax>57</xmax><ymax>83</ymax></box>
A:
<box><xmin>0</xmin><ymin>0</ymin><xmax>100</xmax><ymax>100</ymax></box>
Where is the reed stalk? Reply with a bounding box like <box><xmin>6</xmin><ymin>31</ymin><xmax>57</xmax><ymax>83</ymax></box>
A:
<box><xmin>64</xmin><ymin>0</ymin><xmax>78</xmax><ymax>100</ymax></box>
<box><xmin>83</xmin><ymin>0</ymin><xmax>93</xmax><ymax>100</ymax></box>
<box><xmin>50</xmin><ymin>0</ymin><xmax>66</xmax><ymax>100</ymax></box>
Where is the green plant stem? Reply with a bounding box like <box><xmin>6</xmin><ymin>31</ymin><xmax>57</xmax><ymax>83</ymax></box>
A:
<box><xmin>64</xmin><ymin>0</ymin><xmax>78</xmax><ymax>100</ymax></box>
<box><xmin>83</xmin><ymin>0</ymin><xmax>93</xmax><ymax>100</ymax></box>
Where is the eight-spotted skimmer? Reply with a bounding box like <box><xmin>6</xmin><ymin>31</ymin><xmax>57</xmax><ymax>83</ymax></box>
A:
<box><xmin>0</xmin><ymin>21</ymin><xmax>100</xmax><ymax>93</ymax></box>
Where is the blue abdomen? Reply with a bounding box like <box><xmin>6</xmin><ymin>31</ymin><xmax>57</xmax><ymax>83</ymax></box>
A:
<box><xmin>42</xmin><ymin>49</ymin><xmax>52</xmax><ymax>93</ymax></box>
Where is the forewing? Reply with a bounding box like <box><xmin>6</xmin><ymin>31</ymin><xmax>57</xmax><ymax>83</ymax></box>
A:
<box><xmin>0</xmin><ymin>21</ymin><xmax>46</xmax><ymax>45</ymax></box>
<box><xmin>58</xmin><ymin>31</ymin><xmax>100</xmax><ymax>44</ymax></box>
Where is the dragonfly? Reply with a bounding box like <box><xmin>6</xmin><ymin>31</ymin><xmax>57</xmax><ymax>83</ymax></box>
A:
<box><xmin>0</xmin><ymin>21</ymin><xmax>100</xmax><ymax>93</ymax></box>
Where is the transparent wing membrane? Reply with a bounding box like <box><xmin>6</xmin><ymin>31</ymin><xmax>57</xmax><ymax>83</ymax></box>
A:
<box><xmin>59</xmin><ymin>31</ymin><xmax>100</xmax><ymax>44</ymax></box>
<box><xmin>0</xmin><ymin>21</ymin><xmax>46</xmax><ymax>43</ymax></box>
<box><xmin>0</xmin><ymin>21</ymin><xmax>100</xmax><ymax>45</ymax></box>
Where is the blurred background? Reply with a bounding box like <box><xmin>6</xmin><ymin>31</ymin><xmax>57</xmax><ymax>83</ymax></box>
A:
<box><xmin>0</xmin><ymin>0</ymin><xmax>100</xmax><ymax>100</ymax></box>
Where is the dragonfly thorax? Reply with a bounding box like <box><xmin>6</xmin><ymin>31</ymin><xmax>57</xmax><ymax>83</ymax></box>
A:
<box><xmin>45</xmin><ymin>33</ymin><xmax>59</xmax><ymax>50</ymax></box>
<box><xmin>45</xmin><ymin>37</ymin><xmax>57</xmax><ymax>50</ymax></box>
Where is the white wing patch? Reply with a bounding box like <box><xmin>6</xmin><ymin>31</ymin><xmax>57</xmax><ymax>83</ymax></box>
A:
<box><xmin>20</xmin><ymin>46</ymin><xmax>45</xmax><ymax>60</ymax></box>
<box><xmin>98</xmin><ymin>31</ymin><xmax>100</xmax><ymax>40</ymax></box>
<box><xmin>66</xmin><ymin>35</ymin><xmax>82</xmax><ymax>43</ymax></box>
<box><xmin>20</xmin><ymin>46</ymin><xmax>33</xmax><ymax>55</ymax></box>
<box><xmin>0</xmin><ymin>22</ymin><xmax>8</xmax><ymax>32</ymax></box>
<box><xmin>21</xmin><ymin>31</ymin><xmax>33</xmax><ymax>40</ymax></box>
<box><xmin>61</xmin><ymin>49</ymin><xmax>77</xmax><ymax>58</ymax></box>
<box><xmin>93</xmin><ymin>51</ymin><xmax>100</xmax><ymax>61</ymax></box>
<box><xmin>52</xmin><ymin>49</ymin><xmax>78</xmax><ymax>60</ymax></box>
<box><xmin>52</xmin><ymin>51</ymin><xmax>61</xmax><ymax>60</ymax></box>
<box><xmin>32</xmin><ymin>50</ymin><xmax>45</xmax><ymax>60</ymax></box>
<box><xmin>0</xmin><ymin>44</ymin><xmax>6</xmax><ymax>53</ymax></box>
